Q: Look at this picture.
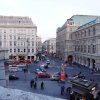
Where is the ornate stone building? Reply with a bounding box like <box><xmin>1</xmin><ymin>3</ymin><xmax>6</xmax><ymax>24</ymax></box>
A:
<box><xmin>70</xmin><ymin>18</ymin><xmax>100</xmax><ymax>69</ymax></box>
<box><xmin>56</xmin><ymin>15</ymin><xmax>99</xmax><ymax>60</ymax></box>
<box><xmin>56</xmin><ymin>15</ymin><xmax>100</xmax><ymax>69</ymax></box>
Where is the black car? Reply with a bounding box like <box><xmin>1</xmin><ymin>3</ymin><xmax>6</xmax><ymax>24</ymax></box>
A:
<box><xmin>9</xmin><ymin>75</ymin><xmax>19</xmax><ymax>80</ymax></box>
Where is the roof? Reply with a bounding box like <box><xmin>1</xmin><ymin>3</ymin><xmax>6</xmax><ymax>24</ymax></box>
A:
<box><xmin>57</xmin><ymin>15</ymin><xmax>100</xmax><ymax>33</ymax></box>
<box><xmin>70</xmin><ymin>15</ymin><xmax>100</xmax><ymax>26</ymax></box>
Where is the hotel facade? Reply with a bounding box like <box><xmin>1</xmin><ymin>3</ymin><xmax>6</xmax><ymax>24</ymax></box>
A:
<box><xmin>0</xmin><ymin>15</ymin><xmax>37</xmax><ymax>61</ymax></box>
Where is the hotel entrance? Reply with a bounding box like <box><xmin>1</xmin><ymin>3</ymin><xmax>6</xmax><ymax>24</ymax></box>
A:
<box><xmin>18</xmin><ymin>55</ymin><xmax>25</xmax><ymax>61</ymax></box>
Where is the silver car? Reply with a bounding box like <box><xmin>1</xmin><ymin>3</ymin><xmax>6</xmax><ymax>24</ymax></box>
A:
<box><xmin>50</xmin><ymin>72</ymin><xmax>60</xmax><ymax>81</ymax></box>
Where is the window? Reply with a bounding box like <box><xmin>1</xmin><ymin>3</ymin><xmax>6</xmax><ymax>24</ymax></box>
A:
<box><xmin>10</xmin><ymin>41</ymin><xmax>12</xmax><ymax>46</ymax></box>
<box><xmin>78</xmin><ymin>33</ymin><xmax>80</xmax><ymax>38</ymax></box>
<box><xmin>24</xmin><ymin>49</ymin><xmax>26</xmax><ymax>52</ymax></box>
<box><xmin>84</xmin><ymin>30</ymin><xmax>86</xmax><ymax>37</ymax></box>
<box><xmin>18</xmin><ymin>49</ymin><xmax>20</xmax><ymax>52</ymax></box>
<box><xmin>10</xmin><ymin>49</ymin><xmax>12</xmax><ymax>52</ymax></box>
<box><xmin>93</xmin><ymin>28</ymin><xmax>96</xmax><ymax>35</ymax></box>
<box><xmin>32</xmin><ymin>49</ymin><xmax>34</xmax><ymax>52</ymax></box>
<box><xmin>93</xmin><ymin>45</ymin><xmax>96</xmax><ymax>53</ymax></box>
<box><xmin>4</xmin><ymin>35</ymin><xmax>6</xmax><ymax>39</ymax></box>
<box><xmin>14</xmin><ymin>41</ymin><xmax>16</xmax><ymax>46</ymax></box>
<box><xmin>14</xmin><ymin>49</ymin><xmax>16</xmax><ymax>52</ymax></box>
<box><xmin>28</xmin><ymin>42</ymin><xmax>30</xmax><ymax>46</ymax></box>
<box><xmin>81</xmin><ymin>45</ymin><xmax>83</xmax><ymax>52</ymax></box>
<box><xmin>18</xmin><ymin>36</ymin><xmax>20</xmax><ymax>40</ymax></box>
<box><xmin>32</xmin><ymin>42</ymin><xmax>34</xmax><ymax>46</ymax></box>
<box><xmin>84</xmin><ymin>45</ymin><xmax>86</xmax><ymax>52</ymax></box>
<box><xmin>75</xmin><ymin>34</ymin><xmax>77</xmax><ymax>39</ymax></box>
<box><xmin>88</xmin><ymin>29</ymin><xmax>90</xmax><ymax>36</ymax></box>
<box><xmin>88</xmin><ymin>45</ymin><xmax>90</xmax><ymax>53</ymax></box>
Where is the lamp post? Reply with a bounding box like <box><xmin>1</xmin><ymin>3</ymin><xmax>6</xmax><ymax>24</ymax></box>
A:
<box><xmin>24</xmin><ymin>38</ymin><xmax>29</xmax><ymax>81</ymax></box>
<box><xmin>4</xmin><ymin>61</ymin><xmax>9</xmax><ymax>87</ymax></box>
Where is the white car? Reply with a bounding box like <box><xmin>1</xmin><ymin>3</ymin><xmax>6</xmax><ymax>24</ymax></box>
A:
<box><xmin>46</xmin><ymin>60</ymin><xmax>50</xmax><ymax>64</ymax></box>
<box><xmin>9</xmin><ymin>67</ymin><xmax>17</xmax><ymax>72</ymax></box>
<box><xmin>50</xmin><ymin>72</ymin><xmax>60</xmax><ymax>81</ymax></box>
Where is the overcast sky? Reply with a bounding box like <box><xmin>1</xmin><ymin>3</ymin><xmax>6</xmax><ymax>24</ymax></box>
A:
<box><xmin>0</xmin><ymin>0</ymin><xmax>100</xmax><ymax>42</ymax></box>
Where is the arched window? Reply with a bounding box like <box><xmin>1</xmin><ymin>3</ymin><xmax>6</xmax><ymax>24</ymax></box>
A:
<box><xmin>84</xmin><ymin>30</ymin><xmax>86</xmax><ymax>36</ymax></box>
<box><xmin>93</xmin><ymin>27</ymin><xmax>96</xmax><ymax>35</ymax></box>
<box><xmin>88</xmin><ymin>29</ymin><xmax>90</xmax><ymax>36</ymax></box>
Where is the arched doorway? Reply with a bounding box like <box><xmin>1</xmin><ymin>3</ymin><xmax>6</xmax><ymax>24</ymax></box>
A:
<box><xmin>87</xmin><ymin>58</ymin><xmax>90</xmax><ymax>67</ymax></box>
<box><xmin>18</xmin><ymin>55</ymin><xmax>25</xmax><ymax>61</ymax></box>
<box><xmin>67</xmin><ymin>55</ymin><xmax>73</xmax><ymax>65</ymax></box>
<box><xmin>92</xmin><ymin>59</ymin><xmax>95</xmax><ymax>69</ymax></box>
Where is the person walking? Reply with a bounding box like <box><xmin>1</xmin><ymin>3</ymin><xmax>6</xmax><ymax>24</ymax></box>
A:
<box><xmin>33</xmin><ymin>81</ymin><xmax>37</xmax><ymax>89</ymax></box>
<box><xmin>35</xmin><ymin>75</ymin><xmax>38</xmax><ymax>81</ymax></box>
<box><xmin>30</xmin><ymin>79</ymin><xmax>34</xmax><ymax>88</ymax></box>
<box><xmin>61</xmin><ymin>85</ymin><xmax>65</xmax><ymax>95</ymax></box>
<box><xmin>41</xmin><ymin>81</ymin><xmax>44</xmax><ymax>89</ymax></box>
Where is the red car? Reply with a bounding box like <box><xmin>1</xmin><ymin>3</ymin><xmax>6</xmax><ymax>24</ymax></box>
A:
<box><xmin>38</xmin><ymin>72</ymin><xmax>50</xmax><ymax>78</ymax></box>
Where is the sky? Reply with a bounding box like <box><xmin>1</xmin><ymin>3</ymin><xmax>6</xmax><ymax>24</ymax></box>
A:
<box><xmin>0</xmin><ymin>0</ymin><xmax>100</xmax><ymax>42</ymax></box>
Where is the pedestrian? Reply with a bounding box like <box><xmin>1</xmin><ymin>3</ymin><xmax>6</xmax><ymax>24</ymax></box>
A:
<box><xmin>33</xmin><ymin>81</ymin><xmax>37</xmax><ymax>89</ymax></box>
<box><xmin>66</xmin><ymin>87</ymin><xmax>71</xmax><ymax>95</ymax></box>
<box><xmin>61</xmin><ymin>85</ymin><xmax>65</xmax><ymax>95</ymax></box>
<box><xmin>41</xmin><ymin>81</ymin><xmax>44</xmax><ymax>89</ymax></box>
<box><xmin>35</xmin><ymin>75</ymin><xmax>38</xmax><ymax>81</ymax></box>
<box><xmin>30</xmin><ymin>79</ymin><xmax>34</xmax><ymax>88</ymax></box>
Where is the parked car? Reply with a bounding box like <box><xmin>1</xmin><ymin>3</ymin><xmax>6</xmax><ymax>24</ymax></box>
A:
<box><xmin>9</xmin><ymin>67</ymin><xmax>17</xmax><ymax>72</ymax></box>
<box><xmin>17</xmin><ymin>67</ymin><xmax>24</xmax><ymax>71</ymax></box>
<box><xmin>38</xmin><ymin>72</ymin><xmax>50</xmax><ymax>78</ymax></box>
<box><xmin>35</xmin><ymin>69</ymin><xmax>42</xmax><ymax>74</ymax></box>
<box><xmin>40</xmin><ymin>64</ymin><xmax>48</xmax><ymax>69</ymax></box>
<box><xmin>9</xmin><ymin>75</ymin><xmax>19</xmax><ymax>80</ymax></box>
<box><xmin>39</xmin><ymin>68</ymin><xmax>46</xmax><ymax>72</ymax></box>
<box><xmin>46</xmin><ymin>60</ymin><xmax>50</xmax><ymax>64</ymax></box>
<box><xmin>50</xmin><ymin>72</ymin><xmax>60</xmax><ymax>81</ymax></box>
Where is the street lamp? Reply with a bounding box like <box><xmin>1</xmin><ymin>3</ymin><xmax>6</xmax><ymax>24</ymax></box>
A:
<box><xmin>4</xmin><ymin>61</ymin><xmax>9</xmax><ymax>87</ymax></box>
<box><xmin>23</xmin><ymin>38</ymin><xmax>29</xmax><ymax>81</ymax></box>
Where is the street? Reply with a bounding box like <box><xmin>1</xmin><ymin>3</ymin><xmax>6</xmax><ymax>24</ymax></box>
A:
<box><xmin>8</xmin><ymin>56</ymin><xmax>100</xmax><ymax>99</ymax></box>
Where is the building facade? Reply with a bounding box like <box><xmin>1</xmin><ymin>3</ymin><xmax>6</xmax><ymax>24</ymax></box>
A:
<box><xmin>42</xmin><ymin>38</ymin><xmax>56</xmax><ymax>54</ymax></box>
<box><xmin>36</xmin><ymin>36</ymin><xmax>42</xmax><ymax>53</ymax></box>
<box><xmin>56</xmin><ymin>15</ymin><xmax>100</xmax><ymax>61</ymax></box>
<box><xmin>0</xmin><ymin>15</ymin><xmax>37</xmax><ymax>61</ymax></box>
<box><xmin>71</xmin><ymin>18</ymin><xmax>100</xmax><ymax>70</ymax></box>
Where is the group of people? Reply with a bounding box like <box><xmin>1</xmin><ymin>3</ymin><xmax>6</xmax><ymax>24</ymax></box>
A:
<box><xmin>30</xmin><ymin>79</ymin><xmax>44</xmax><ymax>90</ymax></box>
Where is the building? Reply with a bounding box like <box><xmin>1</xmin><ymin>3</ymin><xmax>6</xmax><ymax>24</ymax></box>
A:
<box><xmin>71</xmin><ymin>18</ymin><xmax>100</xmax><ymax>70</ymax></box>
<box><xmin>36</xmin><ymin>36</ymin><xmax>42</xmax><ymax>53</ymax></box>
<box><xmin>42</xmin><ymin>40</ymin><xmax>48</xmax><ymax>53</ymax></box>
<box><xmin>70</xmin><ymin>78</ymin><xmax>97</xmax><ymax>99</ymax></box>
<box><xmin>0</xmin><ymin>15</ymin><xmax>37</xmax><ymax>61</ymax></box>
<box><xmin>56</xmin><ymin>15</ymin><xmax>100</xmax><ymax>61</ymax></box>
<box><xmin>42</xmin><ymin>38</ymin><xmax>56</xmax><ymax>55</ymax></box>
<box><xmin>0</xmin><ymin>49</ymin><xmax>9</xmax><ymax>87</ymax></box>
